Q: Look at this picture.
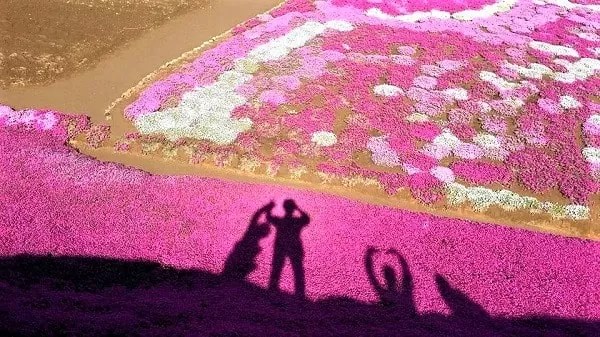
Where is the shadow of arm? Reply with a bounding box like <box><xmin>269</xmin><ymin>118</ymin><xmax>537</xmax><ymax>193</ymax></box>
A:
<box><xmin>296</xmin><ymin>208</ymin><xmax>310</xmax><ymax>226</ymax></box>
<box><xmin>388</xmin><ymin>249</ymin><xmax>413</xmax><ymax>294</ymax></box>
<box><xmin>364</xmin><ymin>247</ymin><xmax>384</xmax><ymax>295</ymax></box>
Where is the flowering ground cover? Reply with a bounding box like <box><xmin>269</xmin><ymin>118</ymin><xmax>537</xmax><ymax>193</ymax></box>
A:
<box><xmin>2</xmin><ymin>0</ymin><xmax>600</xmax><ymax>334</ymax></box>
<box><xmin>1</xmin><ymin>113</ymin><xmax>599</xmax><ymax>326</ymax></box>
<box><xmin>111</xmin><ymin>0</ymin><xmax>600</xmax><ymax>229</ymax></box>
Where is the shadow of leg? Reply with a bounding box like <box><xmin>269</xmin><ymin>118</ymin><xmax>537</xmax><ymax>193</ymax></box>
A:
<box><xmin>269</xmin><ymin>249</ymin><xmax>285</xmax><ymax>291</ymax></box>
<box><xmin>290</xmin><ymin>253</ymin><xmax>306</xmax><ymax>299</ymax></box>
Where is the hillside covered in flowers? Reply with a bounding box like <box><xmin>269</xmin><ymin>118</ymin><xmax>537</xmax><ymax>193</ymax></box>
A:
<box><xmin>1</xmin><ymin>0</ymin><xmax>600</xmax><ymax>335</ymax></box>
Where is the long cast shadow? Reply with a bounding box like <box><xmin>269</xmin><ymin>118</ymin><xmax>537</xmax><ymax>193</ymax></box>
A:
<box><xmin>0</xmin><ymin>254</ymin><xmax>597</xmax><ymax>337</ymax></box>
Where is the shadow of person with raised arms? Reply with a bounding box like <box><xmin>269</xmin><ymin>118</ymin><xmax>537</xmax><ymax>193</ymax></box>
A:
<box><xmin>222</xmin><ymin>202</ymin><xmax>273</xmax><ymax>280</ymax></box>
<box><xmin>266</xmin><ymin>199</ymin><xmax>310</xmax><ymax>299</ymax></box>
<box><xmin>365</xmin><ymin>246</ymin><xmax>416</xmax><ymax>317</ymax></box>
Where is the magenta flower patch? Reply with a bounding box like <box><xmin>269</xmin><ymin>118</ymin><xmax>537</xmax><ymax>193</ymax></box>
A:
<box><xmin>1</xmin><ymin>122</ymin><xmax>599</xmax><ymax>322</ymax></box>
<box><xmin>2</xmin><ymin>2</ymin><xmax>600</xmax><ymax>329</ymax></box>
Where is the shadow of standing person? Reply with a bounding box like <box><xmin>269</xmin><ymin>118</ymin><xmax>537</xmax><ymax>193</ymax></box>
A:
<box><xmin>222</xmin><ymin>202</ymin><xmax>273</xmax><ymax>281</ymax></box>
<box><xmin>365</xmin><ymin>247</ymin><xmax>416</xmax><ymax>316</ymax></box>
<box><xmin>266</xmin><ymin>199</ymin><xmax>310</xmax><ymax>299</ymax></box>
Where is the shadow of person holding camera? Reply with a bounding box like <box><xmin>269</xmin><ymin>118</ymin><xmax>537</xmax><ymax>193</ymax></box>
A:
<box><xmin>266</xmin><ymin>199</ymin><xmax>310</xmax><ymax>299</ymax></box>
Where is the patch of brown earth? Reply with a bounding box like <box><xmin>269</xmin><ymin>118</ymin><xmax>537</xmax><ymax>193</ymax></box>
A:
<box><xmin>0</xmin><ymin>0</ymin><xmax>208</xmax><ymax>88</ymax></box>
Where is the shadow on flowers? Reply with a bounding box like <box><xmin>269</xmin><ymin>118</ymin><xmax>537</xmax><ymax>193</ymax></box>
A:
<box><xmin>223</xmin><ymin>199</ymin><xmax>310</xmax><ymax>299</ymax></box>
<box><xmin>0</xmin><ymin>254</ymin><xmax>598</xmax><ymax>337</ymax></box>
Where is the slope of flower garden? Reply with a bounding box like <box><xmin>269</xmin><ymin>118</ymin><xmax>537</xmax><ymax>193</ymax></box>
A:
<box><xmin>1</xmin><ymin>115</ymin><xmax>599</xmax><ymax>321</ymax></box>
<box><xmin>1</xmin><ymin>0</ymin><xmax>600</xmax><ymax>331</ymax></box>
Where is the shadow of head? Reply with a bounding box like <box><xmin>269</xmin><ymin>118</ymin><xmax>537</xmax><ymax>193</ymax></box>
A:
<box><xmin>283</xmin><ymin>199</ymin><xmax>297</xmax><ymax>215</ymax></box>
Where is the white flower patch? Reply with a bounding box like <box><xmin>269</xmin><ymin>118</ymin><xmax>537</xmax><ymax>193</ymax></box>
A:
<box><xmin>445</xmin><ymin>182</ymin><xmax>590</xmax><ymax>220</ymax></box>
<box><xmin>586</xmin><ymin>114</ymin><xmax>600</xmax><ymax>129</ymax></box>
<box><xmin>443</xmin><ymin>88</ymin><xmax>469</xmax><ymax>101</ymax></box>
<box><xmin>479</xmin><ymin>71</ymin><xmax>520</xmax><ymax>90</ymax></box>
<box><xmin>529</xmin><ymin>41</ymin><xmax>580</xmax><ymax>58</ymax></box>
<box><xmin>559</xmin><ymin>95</ymin><xmax>582</xmax><ymax>109</ymax></box>
<box><xmin>135</xmin><ymin>84</ymin><xmax>252</xmax><ymax>145</ymax></box>
<box><xmin>218</xmin><ymin>70</ymin><xmax>253</xmax><ymax>87</ymax></box>
<box><xmin>452</xmin><ymin>0</ymin><xmax>517</xmax><ymax>21</ymax></box>
<box><xmin>564</xmin><ymin>205</ymin><xmax>590</xmax><ymax>221</ymax></box>
<box><xmin>473</xmin><ymin>133</ymin><xmax>501</xmax><ymax>149</ymax></box>
<box><xmin>468</xmin><ymin>187</ymin><xmax>501</xmax><ymax>211</ymax></box>
<box><xmin>367</xmin><ymin>136</ymin><xmax>401</xmax><ymax>167</ymax></box>
<box><xmin>583</xmin><ymin>147</ymin><xmax>600</xmax><ymax>164</ymax></box>
<box><xmin>575</xmin><ymin>32</ymin><xmax>600</xmax><ymax>42</ymax></box>
<box><xmin>250</xmin><ymin>20</ymin><xmax>355</xmax><ymax>61</ymax></box>
<box><xmin>365</xmin><ymin>8</ymin><xmax>427</xmax><ymax>23</ymax></box>
<box><xmin>251</xmin><ymin>23</ymin><xmax>324</xmax><ymax>60</ymax></box>
<box><xmin>446</xmin><ymin>182</ymin><xmax>468</xmax><ymax>205</ymax></box>
<box><xmin>433</xmin><ymin>129</ymin><xmax>462</xmax><ymax>149</ymax></box>
<box><xmin>365</xmin><ymin>0</ymin><xmax>516</xmax><ymax>22</ymax></box>
<box><xmin>135</xmin><ymin>20</ymin><xmax>353</xmax><ymax>145</ymax></box>
<box><xmin>311</xmin><ymin>131</ymin><xmax>337</xmax><ymax>147</ymax></box>
<box><xmin>540</xmin><ymin>0</ymin><xmax>600</xmax><ymax>11</ymax></box>
<box><xmin>429</xmin><ymin>9</ymin><xmax>453</xmax><ymax>20</ymax></box>
<box><xmin>324</xmin><ymin>20</ymin><xmax>354</xmax><ymax>32</ymax></box>
<box><xmin>496</xmin><ymin>190</ymin><xmax>528</xmax><ymax>211</ymax></box>
<box><xmin>552</xmin><ymin>58</ymin><xmax>600</xmax><ymax>83</ymax></box>
<box><xmin>373</xmin><ymin>84</ymin><xmax>404</xmax><ymax>97</ymax></box>
<box><xmin>505</xmin><ymin>62</ymin><xmax>553</xmax><ymax>79</ymax></box>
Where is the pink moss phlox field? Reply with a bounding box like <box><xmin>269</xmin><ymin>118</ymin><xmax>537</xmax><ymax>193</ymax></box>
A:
<box><xmin>1</xmin><ymin>121</ymin><xmax>599</xmax><ymax>320</ymax></box>
<box><xmin>123</xmin><ymin>0</ymin><xmax>600</xmax><ymax>220</ymax></box>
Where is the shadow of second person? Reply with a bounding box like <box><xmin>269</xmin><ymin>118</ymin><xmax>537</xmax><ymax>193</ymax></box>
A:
<box><xmin>222</xmin><ymin>202</ymin><xmax>273</xmax><ymax>281</ymax></box>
